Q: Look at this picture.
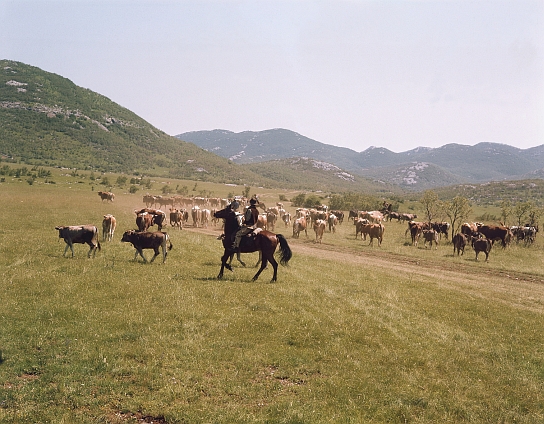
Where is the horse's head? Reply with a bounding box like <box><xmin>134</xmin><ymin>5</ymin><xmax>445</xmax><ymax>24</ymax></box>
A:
<box><xmin>213</xmin><ymin>205</ymin><xmax>234</xmax><ymax>219</ymax></box>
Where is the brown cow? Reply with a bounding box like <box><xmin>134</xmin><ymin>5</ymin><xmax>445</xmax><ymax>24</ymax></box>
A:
<box><xmin>400</xmin><ymin>213</ymin><xmax>417</xmax><ymax>222</ymax></box>
<box><xmin>169</xmin><ymin>208</ymin><xmax>183</xmax><ymax>230</ymax></box>
<box><xmin>365</xmin><ymin>223</ymin><xmax>385</xmax><ymax>246</ymax></box>
<box><xmin>355</xmin><ymin>218</ymin><xmax>370</xmax><ymax>239</ymax></box>
<box><xmin>313</xmin><ymin>219</ymin><xmax>326</xmax><ymax>243</ymax></box>
<box><xmin>461</xmin><ymin>222</ymin><xmax>481</xmax><ymax>237</ymax></box>
<box><xmin>102</xmin><ymin>214</ymin><xmax>116</xmax><ymax>241</ymax></box>
<box><xmin>55</xmin><ymin>225</ymin><xmax>101</xmax><ymax>258</ymax></box>
<box><xmin>97</xmin><ymin>191</ymin><xmax>114</xmax><ymax>202</ymax></box>
<box><xmin>452</xmin><ymin>233</ymin><xmax>467</xmax><ymax>256</ymax></box>
<box><xmin>472</xmin><ymin>237</ymin><xmax>492</xmax><ymax>261</ymax></box>
<box><xmin>406</xmin><ymin>221</ymin><xmax>426</xmax><ymax>246</ymax></box>
<box><xmin>476</xmin><ymin>224</ymin><xmax>512</xmax><ymax>248</ymax></box>
<box><xmin>292</xmin><ymin>216</ymin><xmax>307</xmax><ymax>238</ymax></box>
<box><xmin>266</xmin><ymin>212</ymin><xmax>277</xmax><ymax>231</ymax></box>
<box><xmin>256</xmin><ymin>213</ymin><xmax>267</xmax><ymax>229</ymax></box>
<box><xmin>121</xmin><ymin>230</ymin><xmax>173</xmax><ymax>263</ymax></box>
<box><xmin>282</xmin><ymin>212</ymin><xmax>291</xmax><ymax>227</ymax></box>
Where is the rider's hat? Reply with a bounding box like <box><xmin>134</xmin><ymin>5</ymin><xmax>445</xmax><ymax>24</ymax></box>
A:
<box><xmin>231</xmin><ymin>201</ymin><xmax>240</xmax><ymax>210</ymax></box>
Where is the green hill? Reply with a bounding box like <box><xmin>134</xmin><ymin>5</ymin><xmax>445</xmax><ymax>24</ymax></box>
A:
<box><xmin>0</xmin><ymin>60</ymin><xmax>266</xmax><ymax>185</ymax></box>
<box><xmin>1</xmin><ymin>60</ymin><xmax>397</xmax><ymax>194</ymax></box>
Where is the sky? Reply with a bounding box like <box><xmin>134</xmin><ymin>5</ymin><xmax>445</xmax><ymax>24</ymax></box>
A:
<box><xmin>1</xmin><ymin>0</ymin><xmax>543</xmax><ymax>153</ymax></box>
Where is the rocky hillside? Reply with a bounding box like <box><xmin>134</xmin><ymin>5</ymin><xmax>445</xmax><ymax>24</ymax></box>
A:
<box><xmin>0</xmin><ymin>60</ymin><xmax>264</xmax><ymax>185</ymax></box>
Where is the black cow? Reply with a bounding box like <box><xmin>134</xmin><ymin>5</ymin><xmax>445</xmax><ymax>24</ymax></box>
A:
<box><xmin>121</xmin><ymin>230</ymin><xmax>173</xmax><ymax>263</ymax></box>
<box><xmin>431</xmin><ymin>222</ymin><xmax>450</xmax><ymax>239</ymax></box>
<box><xmin>472</xmin><ymin>237</ymin><xmax>492</xmax><ymax>261</ymax></box>
<box><xmin>55</xmin><ymin>225</ymin><xmax>101</xmax><ymax>258</ymax></box>
<box><xmin>452</xmin><ymin>233</ymin><xmax>467</xmax><ymax>256</ymax></box>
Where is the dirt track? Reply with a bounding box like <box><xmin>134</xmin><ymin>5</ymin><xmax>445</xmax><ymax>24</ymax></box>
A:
<box><xmin>185</xmin><ymin>225</ymin><xmax>544</xmax><ymax>286</ymax></box>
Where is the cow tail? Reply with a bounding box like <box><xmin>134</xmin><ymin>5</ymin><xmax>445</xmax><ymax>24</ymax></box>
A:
<box><xmin>95</xmin><ymin>227</ymin><xmax>102</xmax><ymax>252</ymax></box>
<box><xmin>164</xmin><ymin>233</ymin><xmax>173</xmax><ymax>250</ymax></box>
<box><xmin>276</xmin><ymin>234</ymin><xmax>292</xmax><ymax>266</ymax></box>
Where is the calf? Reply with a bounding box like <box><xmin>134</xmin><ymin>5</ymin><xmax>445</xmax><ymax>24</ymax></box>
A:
<box><xmin>169</xmin><ymin>208</ymin><xmax>183</xmax><ymax>229</ymax></box>
<box><xmin>452</xmin><ymin>233</ymin><xmax>467</xmax><ymax>256</ymax></box>
<box><xmin>282</xmin><ymin>212</ymin><xmax>291</xmax><ymax>227</ymax></box>
<box><xmin>136</xmin><ymin>212</ymin><xmax>153</xmax><ymax>232</ymax></box>
<box><xmin>292</xmin><ymin>216</ymin><xmax>307</xmax><ymax>238</ymax></box>
<box><xmin>102</xmin><ymin>214</ymin><xmax>117</xmax><ymax>241</ymax></box>
<box><xmin>421</xmin><ymin>229</ymin><xmax>439</xmax><ymax>249</ymax></box>
<box><xmin>121</xmin><ymin>230</ymin><xmax>173</xmax><ymax>263</ymax></box>
<box><xmin>328</xmin><ymin>213</ymin><xmax>338</xmax><ymax>233</ymax></box>
<box><xmin>406</xmin><ymin>221</ymin><xmax>426</xmax><ymax>246</ymax></box>
<box><xmin>313</xmin><ymin>219</ymin><xmax>326</xmax><ymax>243</ymax></box>
<box><xmin>266</xmin><ymin>211</ymin><xmax>277</xmax><ymax>231</ymax></box>
<box><xmin>472</xmin><ymin>237</ymin><xmax>492</xmax><ymax>261</ymax></box>
<box><xmin>55</xmin><ymin>225</ymin><xmax>101</xmax><ymax>258</ymax></box>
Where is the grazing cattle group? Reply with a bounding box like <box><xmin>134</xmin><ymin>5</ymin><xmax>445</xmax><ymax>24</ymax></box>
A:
<box><xmin>56</xmin><ymin>191</ymin><xmax>538</xmax><ymax>275</ymax></box>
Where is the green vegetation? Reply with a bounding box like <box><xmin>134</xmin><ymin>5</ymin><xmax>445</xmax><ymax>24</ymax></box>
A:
<box><xmin>1</xmin><ymin>171</ymin><xmax>544</xmax><ymax>422</ymax></box>
<box><xmin>0</xmin><ymin>60</ymin><xmax>268</xmax><ymax>186</ymax></box>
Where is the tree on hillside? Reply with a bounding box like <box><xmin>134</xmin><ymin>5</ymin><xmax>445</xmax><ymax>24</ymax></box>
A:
<box><xmin>513</xmin><ymin>201</ymin><xmax>533</xmax><ymax>226</ymax></box>
<box><xmin>442</xmin><ymin>196</ymin><xmax>472</xmax><ymax>240</ymax></box>
<box><xmin>420</xmin><ymin>190</ymin><xmax>440</xmax><ymax>223</ymax></box>
<box><xmin>500</xmin><ymin>200</ymin><xmax>513</xmax><ymax>225</ymax></box>
<box><xmin>527</xmin><ymin>206</ymin><xmax>543</xmax><ymax>227</ymax></box>
<box><xmin>291</xmin><ymin>193</ymin><xmax>306</xmax><ymax>207</ymax></box>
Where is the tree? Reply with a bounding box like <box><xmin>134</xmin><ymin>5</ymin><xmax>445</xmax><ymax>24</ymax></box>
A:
<box><xmin>116</xmin><ymin>176</ymin><xmax>127</xmax><ymax>186</ymax></box>
<box><xmin>443</xmin><ymin>196</ymin><xmax>472</xmax><ymax>240</ymax></box>
<box><xmin>291</xmin><ymin>193</ymin><xmax>306</xmax><ymax>207</ymax></box>
<box><xmin>513</xmin><ymin>201</ymin><xmax>533</xmax><ymax>226</ymax></box>
<box><xmin>243</xmin><ymin>186</ymin><xmax>251</xmax><ymax>198</ymax></box>
<box><xmin>303</xmin><ymin>194</ymin><xmax>322</xmax><ymax>208</ymax></box>
<box><xmin>500</xmin><ymin>200</ymin><xmax>513</xmax><ymax>225</ymax></box>
<box><xmin>420</xmin><ymin>190</ymin><xmax>440</xmax><ymax>223</ymax></box>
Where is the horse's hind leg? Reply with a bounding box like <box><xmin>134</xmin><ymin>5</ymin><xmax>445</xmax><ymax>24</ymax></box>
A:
<box><xmin>268</xmin><ymin>256</ymin><xmax>279</xmax><ymax>282</ymax></box>
<box><xmin>251</xmin><ymin>257</ymin><xmax>268</xmax><ymax>282</ymax></box>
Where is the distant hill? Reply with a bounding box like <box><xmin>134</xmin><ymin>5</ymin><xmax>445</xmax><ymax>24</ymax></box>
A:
<box><xmin>0</xmin><ymin>60</ymin><xmax>393</xmax><ymax>193</ymax></box>
<box><xmin>177</xmin><ymin>129</ymin><xmax>544</xmax><ymax>190</ymax></box>
<box><xmin>241</xmin><ymin>157</ymin><xmax>401</xmax><ymax>195</ymax></box>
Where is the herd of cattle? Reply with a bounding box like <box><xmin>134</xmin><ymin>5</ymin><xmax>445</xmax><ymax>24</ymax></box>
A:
<box><xmin>54</xmin><ymin>192</ymin><xmax>538</xmax><ymax>264</ymax></box>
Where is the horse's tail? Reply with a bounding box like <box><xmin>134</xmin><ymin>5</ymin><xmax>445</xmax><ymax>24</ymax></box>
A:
<box><xmin>276</xmin><ymin>234</ymin><xmax>292</xmax><ymax>266</ymax></box>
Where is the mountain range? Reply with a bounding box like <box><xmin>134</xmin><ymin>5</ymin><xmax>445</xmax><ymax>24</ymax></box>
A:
<box><xmin>176</xmin><ymin>129</ymin><xmax>544</xmax><ymax>190</ymax></box>
<box><xmin>2</xmin><ymin>59</ymin><xmax>543</xmax><ymax>193</ymax></box>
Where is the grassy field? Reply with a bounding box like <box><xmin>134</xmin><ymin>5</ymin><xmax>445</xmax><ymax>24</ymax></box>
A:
<box><xmin>1</xmin><ymin>173</ymin><xmax>543</xmax><ymax>423</ymax></box>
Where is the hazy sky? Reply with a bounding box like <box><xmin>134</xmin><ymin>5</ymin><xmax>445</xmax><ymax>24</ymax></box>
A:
<box><xmin>1</xmin><ymin>0</ymin><xmax>543</xmax><ymax>152</ymax></box>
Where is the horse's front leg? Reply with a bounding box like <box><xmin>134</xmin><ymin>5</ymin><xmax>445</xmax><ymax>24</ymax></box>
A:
<box><xmin>217</xmin><ymin>250</ymin><xmax>232</xmax><ymax>279</ymax></box>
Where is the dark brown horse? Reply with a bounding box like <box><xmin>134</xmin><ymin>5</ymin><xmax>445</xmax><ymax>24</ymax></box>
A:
<box><xmin>214</xmin><ymin>205</ymin><xmax>292</xmax><ymax>282</ymax></box>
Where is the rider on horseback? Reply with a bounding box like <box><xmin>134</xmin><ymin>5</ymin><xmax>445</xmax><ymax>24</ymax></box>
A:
<box><xmin>232</xmin><ymin>197</ymin><xmax>260</xmax><ymax>250</ymax></box>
